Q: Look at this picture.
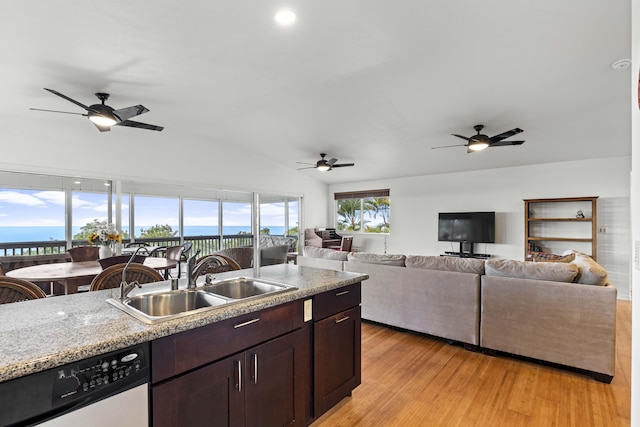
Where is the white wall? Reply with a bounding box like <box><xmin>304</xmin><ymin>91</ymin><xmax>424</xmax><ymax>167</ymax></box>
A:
<box><xmin>330</xmin><ymin>156</ymin><xmax>631</xmax><ymax>299</ymax></box>
<box><xmin>631</xmin><ymin>0</ymin><xmax>639</xmax><ymax>422</ymax></box>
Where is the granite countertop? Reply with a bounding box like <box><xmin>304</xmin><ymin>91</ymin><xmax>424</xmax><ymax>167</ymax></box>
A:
<box><xmin>0</xmin><ymin>264</ymin><xmax>368</xmax><ymax>383</ymax></box>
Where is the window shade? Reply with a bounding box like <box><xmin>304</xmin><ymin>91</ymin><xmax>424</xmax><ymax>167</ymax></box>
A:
<box><xmin>334</xmin><ymin>189</ymin><xmax>390</xmax><ymax>200</ymax></box>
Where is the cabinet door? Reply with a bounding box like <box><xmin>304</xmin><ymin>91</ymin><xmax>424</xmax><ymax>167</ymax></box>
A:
<box><xmin>244</xmin><ymin>327</ymin><xmax>309</xmax><ymax>427</ymax></box>
<box><xmin>152</xmin><ymin>356</ymin><xmax>244</xmax><ymax>427</ymax></box>
<box><xmin>314</xmin><ymin>305</ymin><xmax>361</xmax><ymax>417</ymax></box>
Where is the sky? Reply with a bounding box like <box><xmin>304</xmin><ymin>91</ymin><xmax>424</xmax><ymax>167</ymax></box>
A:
<box><xmin>0</xmin><ymin>189</ymin><xmax>298</xmax><ymax>229</ymax></box>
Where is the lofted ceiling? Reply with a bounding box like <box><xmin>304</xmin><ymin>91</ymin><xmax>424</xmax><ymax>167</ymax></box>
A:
<box><xmin>0</xmin><ymin>0</ymin><xmax>631</xmax><ymax>185</ymax></box>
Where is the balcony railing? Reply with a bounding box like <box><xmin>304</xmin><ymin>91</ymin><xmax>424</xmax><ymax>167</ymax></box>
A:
<box><xmin>0</xmin><ymin>234</ymin><xmax>254</xmax><ymax>258</ymax></box>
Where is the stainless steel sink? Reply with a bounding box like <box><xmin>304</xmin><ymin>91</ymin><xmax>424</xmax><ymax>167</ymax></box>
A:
<box><xmin>201</xmin><ymin>277</ymin><xmax>296</xmax><ymax>300</ymax></box>
<box><xmin>107</xmin><ymin>277</ymin><xmax>296</xmax><ymax>324</ymax></box>
<box><xmin>108</xmin><ymin>289</ymin><xmax>228</xmax><ymax>324</ymax></box>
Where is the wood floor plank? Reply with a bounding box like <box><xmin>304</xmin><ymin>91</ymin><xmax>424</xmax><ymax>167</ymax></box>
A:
<box><xmin>311</xmin><ymin>300</ymin><xmax>631</xmax><ymax>427</ymax></box>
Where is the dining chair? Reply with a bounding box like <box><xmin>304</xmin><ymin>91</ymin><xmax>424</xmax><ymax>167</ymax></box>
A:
<box><xmin>214</xmin><ymin>247</ymin><xmax>254</xmax><ymax>269</ymax></box>
<box><xmin>0</xmin><ymin>277</ymin><xmax>47</xmax><ymax>303</ymax></box>
<box><xmin>191</xmin><ymin>255</ymin><xmax>241</xmax><ymax>278</ymax></box>
<box><xmin>0</xmin><ymin>263</ymin><xmax>5</xmax><ymax>276</ymax></box>
<box><xmin>89</xmin><ymin>263</ymin><xmax>164</xmax><ymax>291</ymax></box>
<box><xmin>164</xmin><ymin>245</ymin><xmax>185</xmax><ymax>279</ymax></box>
<box><xmin>340</xmin><ymin>236</ymin><xmax>353</xmax><ymax>252</ymax></box>
<box><xmin>68</xmin><ymin>246</ymin><xmax>100</xmax><ymax>262</ymax></box>
<box><xmin>98</xmin><ymin>255</ymin><xmax>146</xmax><ymax>270</ymax></box>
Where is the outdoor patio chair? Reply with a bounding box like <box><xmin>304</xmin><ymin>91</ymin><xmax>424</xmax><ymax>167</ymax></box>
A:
<box><xmin>215</xmin><ymin>247</ymin><xmax>254</xmax><ymax>269</ymax></box>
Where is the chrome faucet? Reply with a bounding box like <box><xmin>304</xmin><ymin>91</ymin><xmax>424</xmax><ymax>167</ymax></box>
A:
<box><xmin>186</xmin><ymin>249</ymin><xmax>201</xmax><ymax>289</ymax></box>
<box><xmin>120</xmin><ymin>247</ymin><xmax>143</xmax><ymax>299</ymax></box>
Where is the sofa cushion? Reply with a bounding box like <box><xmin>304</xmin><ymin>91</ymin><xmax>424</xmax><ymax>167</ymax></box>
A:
<box><xmin>303</xmin><ymin>246</ymin><xmax>348</xmax><ymax>261</ymax></box>
<box><xmin>485</xmin><ymin>258</ymin><xmax>579</xmax><ymax>282</ymax></box>
<box><xmin>347</xmin><ymin>252</ymin><xmax>406</xmax><ymax>266</ymax></box>
<box><xmin>563</xmin><ymin>250</ymin><xmax>609</xmax><ymax>286</ymax></box>
<box><xmin>405</xmin><ymin>255</ymin><xmax>485</xmax><ymax>274</ymax></box>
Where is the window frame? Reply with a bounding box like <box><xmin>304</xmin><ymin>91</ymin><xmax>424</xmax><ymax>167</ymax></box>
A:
<box><xmin>334</xmin><ymin>189</ymin><xmax>390</xmax><ymax>234</ymax></box>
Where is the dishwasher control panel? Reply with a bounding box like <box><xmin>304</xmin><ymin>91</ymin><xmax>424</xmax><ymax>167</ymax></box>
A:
<box><xmin>0</xmin><ymin>342</ymin><xmax>149</xmax><ymax>427</ymax></box>
<box><xmin>52</xmin><ymin>344</ymin><xmax>149</xmax><ymax>407</ymax></box>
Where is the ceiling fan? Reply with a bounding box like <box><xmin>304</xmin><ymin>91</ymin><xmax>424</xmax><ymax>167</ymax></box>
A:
<box><xmin>297</xmin><ymin>153</ymin><xmax>355</xmax><ymax>172</ymax></box>
<box><xmin>30</xmin><ymin>88</ymin><xmax>164</xmax><ymax>132</ymax></box>
<box><xmin>432</xmin><ymin>124</ymin><xmax>524</xmax><ymax>153</ymax></box>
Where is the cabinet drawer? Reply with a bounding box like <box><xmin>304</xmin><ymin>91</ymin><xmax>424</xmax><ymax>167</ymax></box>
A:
<box><xmin>313</xmin><ymin>282</ymin><xmax>361</xmax><ymax>320</ymax></box>
<box><xmin>152</xmin><ymin>300</ymin><xmax>303</xmax><ymax>383</ymax></box>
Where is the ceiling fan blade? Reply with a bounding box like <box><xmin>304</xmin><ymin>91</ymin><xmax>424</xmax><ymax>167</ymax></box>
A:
<box><xmin>30</xmin><ymin>108</ymin><xmax>87</xmax><ymax>116</ymax></box>
<box><xmin>327</xmin><ymin>158</ymin><xmax>338</xmax><ymax>166</ymax></box>
<box><xmin>490</xmin><ymin>140</ymin><xmax>525</xmax><ymax>147</ymax></box>
<box><xmin>112</xmin><ymin>105</ymin><xmax>149</xmax><ymax>122</ymax></box>
<box><xmin>432</xmin><ymin>144</ymin><xmax>467</xmax><ymax>149</ymax></box>
<box><xmin>92</xmin><ymin>122</ymin><xmax>111</xmax><ymax>132</ymax></box>
<box><xmin>451</xmin><ymin>134</ymin><xmax>471</xmax><ymax>141</ymax></box>
<box><xmin>297</xmin><ymin>166</ymin><xmax>316</xmax><ymax>170</ymax></box>
<box><xmin>331</xmin><ymin>163</ymin><xmax>355</xmax><ymax>168</ymax></box>
<box><xmin>116</xmin><ymin>119</ymin><xmax>164</xmax><ymax>131</ymax></box>
<box><xmin>489</xmin><ymin>128</ymin><xmax>523</xmax><ymax>143</ymax></box>
<box><xmin>44</xmin><ymin>88</ymin><xmax>91</xmax><ymax>111</ymax></box>
<box><xmin>296</xmin><ymin>161</ymin><xmax>316</xmax><ymax>166</ymax></box>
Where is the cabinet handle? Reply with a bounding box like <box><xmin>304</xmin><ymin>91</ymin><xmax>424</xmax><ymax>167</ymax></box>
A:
<box><xmin>335</xmin><ymin>290</ymin><xmax>350</xmax><ymax>296</ymax></box>
<box><xmin>237</xmin><ymin>360</ymin><xmax>242</xmax><ymax>392</ymax></box>
<box><xmin>253</xmin><ymin>353</ymin><xmax>258</xmax><ymax>384</ymax></box>
<box><xmin>234</xmin><ymin>318</ymin><xmax>260</xmax><ymax>329</ymax></box>
<box><xmin>335</xmin><ymin>315</ymin><xmax>350</xmax><ymax>324</ymax></box>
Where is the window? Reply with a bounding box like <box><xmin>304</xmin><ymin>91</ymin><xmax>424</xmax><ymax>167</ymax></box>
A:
<box><xmin>335</xmin><ymin>189</ymin><xmax>390</xmax><ymax>233</ymax></box>
<box><xmin>222</xmin><ymin>201</ymin><xmax>252</xmax><ymax>236</ymax></box>
<box><xmin>133</xmin><ymin>195</ymin><xmax>179</xmax><ymax>238</ymax></box>
<box><xmin>183</xmin><ymin>199</ymin><xmax>219</xmax><ymax>237</ymax></box>
<box><xmin>0</xmin><ymin>188</ymin><xmax>66</xmax><ymax>243</ymax></box>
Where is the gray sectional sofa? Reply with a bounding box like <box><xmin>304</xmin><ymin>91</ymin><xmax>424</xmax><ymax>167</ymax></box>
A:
<box><xmin>297</xmin><ymin>247</ymin><xmax>617</xmax><ymax>382</ymax></box>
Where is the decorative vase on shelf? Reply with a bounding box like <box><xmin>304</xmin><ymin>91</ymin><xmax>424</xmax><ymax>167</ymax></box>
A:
<box><xmin>99</xmin><ymin>245</ymin><xmax>113</xmax><ymax>259</ymax></box>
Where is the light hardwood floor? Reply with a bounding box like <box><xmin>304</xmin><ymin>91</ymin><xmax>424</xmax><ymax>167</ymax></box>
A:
<box><xmin>312</xmin><ymin>300</ymin><xmax>631</xmax><ymax>427</ymax></box>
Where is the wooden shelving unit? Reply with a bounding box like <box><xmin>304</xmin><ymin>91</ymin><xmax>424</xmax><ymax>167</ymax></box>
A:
<box><xmin>524</xmin><ymin>196</ymin><xmax>598</xmax><ymax>261</ymax></box>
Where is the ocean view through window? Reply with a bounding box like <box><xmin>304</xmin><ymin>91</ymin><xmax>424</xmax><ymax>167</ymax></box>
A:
<box><xmin>0</xmin><ymin>171</ymin><xmax>301</xmax><ymax>256</ymax></box>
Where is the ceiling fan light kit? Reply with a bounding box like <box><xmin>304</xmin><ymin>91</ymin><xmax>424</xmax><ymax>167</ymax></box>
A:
<box><xmin>31</xmin><ymin>88</ymin><xmax>164</xmax><ymax>132</ymax></box>
<box><xmin>432</xmin><ymin>124</ymin><xmax>524</xmax><ymax>153</ymax></box>
<box><xmin>296</xmin><ymin>153</ymin><xmax>355</xmax><ymax>172</ymax></box>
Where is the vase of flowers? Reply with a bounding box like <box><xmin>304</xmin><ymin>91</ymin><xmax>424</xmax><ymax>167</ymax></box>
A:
<box><xmin>88</xmin><ymin>222</ymin><xmax>122</xmax><ymax>258</ymax></box>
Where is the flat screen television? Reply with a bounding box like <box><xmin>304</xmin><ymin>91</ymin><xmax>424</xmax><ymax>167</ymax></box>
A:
<box><xmin>438</xmin><ymin>211</ymin><xmax>495</xmax><ymax>243</ymax></box>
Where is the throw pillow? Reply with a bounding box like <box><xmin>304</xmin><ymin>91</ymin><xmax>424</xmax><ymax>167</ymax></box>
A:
<box><xmin>347</xmin><ymin>252</ymin><xmax>406</xmax><ymax>266</ymax></box>
<box><xmin>562</xmin><ymin>250</ymin><xmax>609</xmax><ymax>286</ymax></box>
<box><xmin>405</xmin><ymin>255</ymin><xmax>485</xmax><ymax>274</ymax></box>
<box><xmin>303</xmin><ymin>246</ymin><xmax>348</xmax><ymax>261</ymax></box>
<box><xmin>485</xmin><ymin>258</ymin><xmax>579</xmax><ymax>282</ymax></box>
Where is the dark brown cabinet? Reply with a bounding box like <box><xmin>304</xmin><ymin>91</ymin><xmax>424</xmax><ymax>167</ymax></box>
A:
<box><xmin>313</xmin><ymin>283</ymin><xmax>362</xmax><ymax>417</ymax></box>
<box><xmin>149</xmin><ymin>283</ymin><xmax>363</xmax><ymax>426</ymax></box>
<box><xmin>150</xmin><ymin>300</ymin><xmax>310</xmax><ymax>427</ymax></box>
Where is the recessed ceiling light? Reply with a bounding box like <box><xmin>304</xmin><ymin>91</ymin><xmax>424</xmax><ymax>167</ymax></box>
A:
<box><xmin>611</xmin><ymin>59</ymin><xmax>631</xmax><ymax>70</ymax></box>
<box><xmin>274</xmin><ymin>9</ymin><xmax>296</xmax><ymax>26</ymax></box>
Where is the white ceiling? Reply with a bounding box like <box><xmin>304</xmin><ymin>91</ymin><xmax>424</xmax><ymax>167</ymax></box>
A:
<box><xmin>0</xmin><ymin>0</ymin><xmax>632</xmax><ymax>185</ymax></box>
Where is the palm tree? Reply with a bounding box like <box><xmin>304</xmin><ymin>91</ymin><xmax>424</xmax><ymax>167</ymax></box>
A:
<box><xmin>337</xmin><ymin>199</ymin><xmax>361</xmax><ymax>231</ymax></box>
<box><xmin>364</xmin><ymin>197</ymin><xmax>390</xmax><ymax>232</ymax></box>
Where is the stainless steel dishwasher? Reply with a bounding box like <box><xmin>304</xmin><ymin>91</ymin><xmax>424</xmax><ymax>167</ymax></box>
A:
<box><xmin>0</xmin><ymin>342</ymin><xmax>149</xmax><ymax>427</ymax></box>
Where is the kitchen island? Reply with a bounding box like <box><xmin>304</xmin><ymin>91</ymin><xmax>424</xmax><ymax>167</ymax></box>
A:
<box><xmin>0</xmin><ymin>264</ymin><xmax>368</xmax><ymax>426</ymax></box>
